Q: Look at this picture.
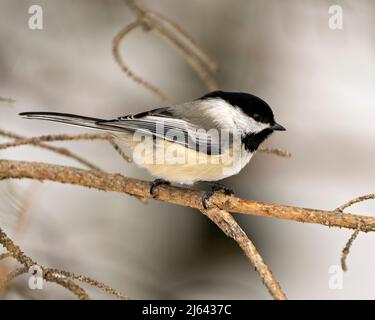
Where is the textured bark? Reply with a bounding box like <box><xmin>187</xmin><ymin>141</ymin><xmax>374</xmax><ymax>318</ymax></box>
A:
<box><xmin>0</xmin><ymin>160</ymin><xmax>371</xmax><ymax>232</ymax></box>
<box><xmin>2</xmin><ymin>159</ymin><xmax>374</xmax><ymax>300</ymax></box>
<box><xmin>202</xmin><ymin>207</ymin><xmax>286</xmax><ymax>299</ymax></box>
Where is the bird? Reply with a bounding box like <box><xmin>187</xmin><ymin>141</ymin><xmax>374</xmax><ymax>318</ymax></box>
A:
<box><xmin>20</xmin><ymin>91</ymin><xmax>286</xmax><ymax>208</ymax></box>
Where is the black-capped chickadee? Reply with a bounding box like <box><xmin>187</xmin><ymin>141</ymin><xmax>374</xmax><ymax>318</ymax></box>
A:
<box><xmin>20</xmin><ymin>91</ymin><xmax>286</xmax><ymax>208</ymax></box>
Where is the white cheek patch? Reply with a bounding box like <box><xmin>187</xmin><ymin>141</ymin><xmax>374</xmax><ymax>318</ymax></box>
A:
<box><xmin>239</xmin><ymin>114</ymin><xmax>270</xmax><ymax>134</ymax></box>
<box><xmin>227</xmin><ymin>105</ymin><xmax>269</xmax><ymax>134</ymax></box>
<box><xmin>197</xmin><ymin>98</ymin><xmax>270</xmax><ymax>134</ymax></box>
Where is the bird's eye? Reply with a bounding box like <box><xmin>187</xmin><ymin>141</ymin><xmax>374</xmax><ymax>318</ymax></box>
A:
<box><xmin>252</xmin><ymin>113</ymin><xmax>261</xmax><ymax>121</ymax></box>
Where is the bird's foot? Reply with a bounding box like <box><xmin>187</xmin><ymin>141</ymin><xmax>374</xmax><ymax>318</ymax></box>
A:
<box><xmin>201</xmin><ymin>182</ymin><xmax>234</xmax><ymax>209</ymax></box>
<box><xmin>208</xmin><ymin>182</ymin><xmax>234</xmax><ymax>195</ymax></box>
<box><xmin>150</xmin><ymin>179</ymin><xmax>170</xmax><ymax>197</ymax></box>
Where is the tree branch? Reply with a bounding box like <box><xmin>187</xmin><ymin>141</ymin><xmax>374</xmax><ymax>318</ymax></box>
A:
<box><xmin>201</xmin><ymin>207</ymin><xmax>286</xmax><ymax>299</ymax></box>
<box><xmin>336</xmin><ymin>195</ymin><xmax>375</xmax><ymax>271</ymax></box>
<box><xmin>0</xmin><ymin>160</ymin><xmax>372</xmax><ymax>232</ymax></box>
<box><xmin>114</xmin><ymin>0</ymin><xmax>221</xmax><ymax>104</ymax></box>
<box><xmin>1</xmin><ymin>158</ymin><xmax>374</xmax><ymax>299</ymax></box>
<box><xmin>0</xmin><ymin>224</ymin><xmax>127</xmax><ymax>299</ymax></box>
<box><xmin>0</xmin><ymin>130</ymin><xmax>102</xmax><ymax>171</ymax></box>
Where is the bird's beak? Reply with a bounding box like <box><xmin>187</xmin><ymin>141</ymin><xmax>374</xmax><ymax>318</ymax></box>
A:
<box><xmin>270</xmin><ymin>122</ymin><xmax>286</xmax><ymax>131</ymax></box>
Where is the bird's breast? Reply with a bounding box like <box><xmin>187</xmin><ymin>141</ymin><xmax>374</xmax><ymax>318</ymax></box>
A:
<box><xmin>114</xmin><ymin>133</ymin><xmax>254</xmax><ymax>184</ymax></box>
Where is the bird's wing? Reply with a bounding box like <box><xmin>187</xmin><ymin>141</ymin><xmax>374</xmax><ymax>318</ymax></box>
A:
<box><xmin>98</xmin><ymin>100</ymin><xmax>235</xmax><ymax>155</ymax></box>
<box><xmin>20</xmin><ymin>99</ymin><xmax>238</xmax><ymax>155</ymax></box>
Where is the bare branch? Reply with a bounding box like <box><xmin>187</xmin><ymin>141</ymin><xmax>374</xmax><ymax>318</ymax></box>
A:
<box><xmin>125</xmin><ymin>0</ymin><xmax>218</xmax><ymax>73</ymax></box>
<box><xmin>0</xmin><ymin>131</ymin><xmax>135</xmax><ymax>168</ymax></box>
<box><xmin>258</xmin><ymin>146</ymin><xmax>291</xmax><ymax>158</ymax></box>
<box><xmin>336</xmin><ymin>194</ymin><xmax>375</xmax><ymax>271</ymax></box>
<box><xmin>0</xmin><ymin>224</ymin><xmax>127</xmax><ymax>299</ymax></box>
<box><xmin>44</xmin><ymin>272</ymin><xmax>90</xmax><ymax>300</ymax></box>
<box><xmin>46</xmin><ymin>268</ymin><xmax>128</xmax><ymax>300</ymax></box>
<box><xmin>116</xmin><ymin>0</ymin><xmax>220</xmax><ymax>102</ymax></box>
<box><xmin>112</xmin><ymin>20</ymin><xmax>171</xmax><ymax>104</ymax></box>
<box><xmin>0</xmin><ymin>133</ymin><xmax>110</xmax><ymax>150</ymax></box>
<box><xmin>0</xmin><ymin>184</ymin><xmax>39</xmax><ymax>298</ymax></box>
<box><xmin>336</xmin><ymin>194</ymin><xmax>375</xmax><ymax>213</ymax></box>
<box><xmin>149</xmin><ymin>20</ymin><xmax>219</xmax><ymax>91</ymax></box>
<box><xmin>201</xmin><ymin>207</ymin><xmax>286</xmax><ymax>299</ymax></box>
<box><xmin>108</xmin><ymin>140</ymin><xmax>132</xmax><ymax>163</ymax></box>
<box><xmin>0</xmin><ymin>130</ymin><xmax>102</xmax><ymax>171</ymax></box>
<box><xmin>341</xmin><ymin>225</ymin><xmax>361</xmax><ymax>272</ymax></box>
<box><xmin>148</xmin><ymin>11</ymin><xmax>219</xmax><ymax>72</ymax></box>
<box><xmin>0</xmin><ymin>226</ymin><xmax>35</xmax><ymax>268</ymax></box>
<box><xmin>0</xmin><ymin>160</ymin><xmax>373</xmax><ymax>232</ymax></box>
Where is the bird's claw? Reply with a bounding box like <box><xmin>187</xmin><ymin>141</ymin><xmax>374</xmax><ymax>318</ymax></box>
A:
<box><xmin>211</xmin><ymin>183</ymin><xmax>234</xmax><ymax>195</ymax></box>
<box><xmin>150</xmin><ymin>179</ymin><xmax>170</xmax><ymax>197</ymax></box>
<box><xmin>202</xmin><ymin>190</ymin><xmax>214</xmax><ymax>209</ymax></box>
<box><xmin>201</xmin><ymin>183</ymin><xmax>234</xmax><ymax>209</ymax></box>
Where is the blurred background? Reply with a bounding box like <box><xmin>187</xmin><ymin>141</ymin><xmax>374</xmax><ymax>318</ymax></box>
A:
<box><xmin>0</xmin><ymin>0</ymin><xmax>375</xmax><ymax>299</ymax></box>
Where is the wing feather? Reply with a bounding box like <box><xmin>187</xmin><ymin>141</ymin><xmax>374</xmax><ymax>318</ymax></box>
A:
<box><xmin>98</xmin><ymin>100</ymin><xmax>235</xmax><ymax>155</ymax></box>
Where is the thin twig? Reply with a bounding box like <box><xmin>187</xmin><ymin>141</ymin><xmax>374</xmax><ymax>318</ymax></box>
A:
<box><xmin>117</xmin><ymin>0</ymin><xmax>220</xmax><ymax>101</ymax></box>
<box><xmin>108</xmin><ymin>140</ymin><xmax>132</xmax><ymax>163</ymax></box>
<box><xmin>0</xmin><ymin>133</ymin><xmax>110</xmax><ymax>150</ymax></box>
<box><xmin>148</xmin><ymin>11</ymin><xmax>219</xmax><ymax>72</ymax></box>
<box><xmin>336</xmin><ymin>194</ymin><xmax>375</xmax><ymax>271</ymax></box>
<box><xmin>0</xmin><ymin>225</ymin><xmax>34</xmax><ymax>297</ymax></box>
<box><xmin>258</xmin><ymin>146</ymin><xmax>291</xmax><ymax>158</ymax></box>
<box><xmin>0</xmin><ymin>185</ymin><xmax>39</xmax><ymax>298</ymax></box>
<box><xmin>148</xmin><ymin>20</ymin><xmax>218</xmax><ymax>91</ymax></box>
<box><xmin>0</xmin><ymin>129</ymin><xmax>102</xmax><ymax>171</ymax></box>
<box><xmin>44</xmin><ymin>272</ymin><xmax>90</xmax><ymax>300</ymax></box>
<box><xmin>112</xmin><ymin>20</ymin><xmax>171</xmax><ymax>104</ymax></box>
<box><xmin>341</xmin><ymin>224</ymin><xmax>361</xmax><ymax>272</ymax></box>
<box><xmin>202</xmin><ymin>207</ymin><xmax>286</xmax><ymax>299</ymax></box>
<box><xmin>0</xmin><ymin>226</ymin><xmax>35</xmax><ymax>268</ymax></box>
<box><xmin>125</xmin><ymin>0</ymin><xmax>218</xmax><ymax>72</ymax></box>
<box><xmin>0</xmin><ymin>224</ymin><xmax>127</xmax><ymax>299</ymax></box>
<box><xmin>46</xmin><ymin>268</ymin><xmax>128</xmax><ymax>300</ymax></box>
<box><xmin>0</xmin><ymin>131</ymin><xmax>133</xmax><ymax>166</ymax></box>
<box><xmin>336</xmin><ymin>194</ymin><xmax>375</xmax><ymax>213</ymax></box>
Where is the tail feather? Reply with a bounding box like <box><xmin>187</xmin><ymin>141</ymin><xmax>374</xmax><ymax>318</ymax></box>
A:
<box><xmin>19</xmin><ymin>112</ymin><xmax>109</xmax><ymax>131</ymax></box>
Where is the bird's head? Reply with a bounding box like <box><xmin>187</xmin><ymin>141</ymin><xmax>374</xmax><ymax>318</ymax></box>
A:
<box><xmin>201</xmin><ymin>91</ymin><xmax>286</xmax><ymax>152</ymax></box>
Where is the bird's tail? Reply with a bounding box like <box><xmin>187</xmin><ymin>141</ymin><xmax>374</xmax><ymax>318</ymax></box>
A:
<box><xmin>19</xmin><ymin>112</ymin><xmax>110</xmax><ymax>131</ymax></box>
